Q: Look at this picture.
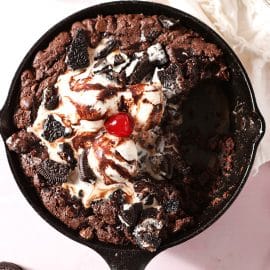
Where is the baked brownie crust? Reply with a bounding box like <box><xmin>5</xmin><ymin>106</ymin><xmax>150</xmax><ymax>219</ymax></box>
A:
<box><xmin>6</xmin><ymin>14</ymin><xmax>234</xmax><ymax>252</ymax></box>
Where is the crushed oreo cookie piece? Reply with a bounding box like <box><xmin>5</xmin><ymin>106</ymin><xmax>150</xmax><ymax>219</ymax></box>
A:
<box><xmin>41</xmin><ymin>115</ymin><xmax>71</xmax><ymax>142</ymax></box>
<box><xmin>163</xmin><ymin>199</ymin><xmax>180</xmax><ymax>214</ymax></box>
<box><xmin>44</xmin><ymin>86</ymin><xmax>59</xmax><ymax>110</ymax></box>
<box><xmin>119</xmin><ymin>203</ymin><xmax>142</xmax><ymax>227</ymax></box>
<box><xmin>145</xmin><ymin>29</ymin><xmax>161</xmax><ymax>42</ymax></box>
<box><xmin>133</xmin><ymin>218</ymin><xmax>164</xmax><ymax>252</ymax></box>
<box><xmin>58</xmin><ymin>143</ymin><xmax>77</xmax><ymax>169</ymax></box>
<box><xmin>37</xmin><ymin>159</ymin><xmax>70</xmax><ymax>185</ymax></box>
<box><xmin>95</xmin><ymin>39</ymin><xmax>118</xmax><ymax>60</ymax></box>
<box><xmin>147</xmin><ymin>43</ymin><xmax>168</xmax><ymax>66</ymax></box>
<box><xmin>158</xmin><ymin>15</ymin><xmax>180</xmax><ymax>29</ymax></box>
<box><xmin>78</xmin><ymin>150</ymin><xmax>96</xmax><ymax>183</ymax></box>
<box><xmin>67</xmin><ymin>29</ymin><xmax>89</xmax><ymax>70</ymax></box>
<box><xmin>158</xmin><ymin>64</ymin><xmax>183</xmax><ymax>97</ymax></box>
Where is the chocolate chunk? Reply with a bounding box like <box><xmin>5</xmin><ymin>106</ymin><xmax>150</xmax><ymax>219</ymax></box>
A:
<box><xmin>94</xmin><ymin>39</ymin><xmax>118</xmax><ymax>60</ymax></box>
<box><xmin>58</xmin><ymin>143</ymin><xmax>77</xmax><ymax>169</ymax></box>
<box><xmin>119</xmin><ymin>203</ymin><xmax>142</xmax><ymax>227</ymax></box>
<box><xmin>78</xmin><ymin>150</ymin><xmax>96</xmax><ymax>183</ymax></box>
<box><xmin>42</xmin><ymin>115</ymin><xmax>71</xmax><ymax>142</ymax></box>
<box><xmin>37</xmin><ymin>159</ymin><xmax>70</xmax><ymax>185</ymax></box>
<box><xmin>67</xmin><ymin>29</ymin><xmax>89</xmax><ymax>70</ymax></box>
<box><xmin>79</xmin><ymin>227</ymin><xmax>94</xmax><ymax>240</ymax></box>
<box><xmin>6</xmin><ymin>130</ymin><xmax>39</xmax><ymax>154</ymax></box>
<box><xmin>128</xmin><ymin>54</ymin><xmax>155</xmax><ymax>84</ymax></box>
<box><xmin>44</xmin><ymin>86</ymin><xmax>59</xmax><ymax>110</ymax></box>
<box><xmin>172</xmin><ymin>48</ymin><xmax>190</xmax><ymax>63</ymax></box>
<box><xmin>0</xmin><ymin>262</ymin><xmax>23</xmax><ymax>270</ymax></box>
<box><xmin>133</xmin><ymin>218</ymin><xmax>163</xmax><ymax>252</ymax></box>
<box><xmin>114</xmin><ymin>54</ymin><xmax>125</xmax><ymax>65</ymax></box>
<box><xmin>158</xmin><ymin>15</ymin><xmax>180</xmax><ymax>29</ymax></box>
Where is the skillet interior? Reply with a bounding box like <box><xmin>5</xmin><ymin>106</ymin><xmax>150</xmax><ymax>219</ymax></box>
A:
<box><xmin>0</xmin><ymin>2</ymin><xmax>265</xmax><ymax>269</ymax></box>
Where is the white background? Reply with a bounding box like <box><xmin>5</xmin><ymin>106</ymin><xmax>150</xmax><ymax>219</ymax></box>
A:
<box><xmin>1</xmin><ymin>1</ymin><xmax>270</xmax><ymax>269</ymax></box>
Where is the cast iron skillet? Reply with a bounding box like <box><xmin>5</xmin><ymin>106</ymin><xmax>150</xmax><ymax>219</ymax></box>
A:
<box><xmin>0</xmin><ymin>1</ymin><xmax>265</xmax><ymax>269</ymax></box>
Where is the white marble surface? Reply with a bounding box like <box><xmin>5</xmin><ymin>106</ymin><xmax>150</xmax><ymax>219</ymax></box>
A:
<box><xmin>1</xmin><ymin>1</ymin><xmax>270</xmax><ymax>269</ymax></box>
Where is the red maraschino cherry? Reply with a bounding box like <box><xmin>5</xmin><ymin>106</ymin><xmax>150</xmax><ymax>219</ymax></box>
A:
<box><xmin>105</xmin><ymin>113</ymin><xmax>134</xmax><ymax>137</ymax></box>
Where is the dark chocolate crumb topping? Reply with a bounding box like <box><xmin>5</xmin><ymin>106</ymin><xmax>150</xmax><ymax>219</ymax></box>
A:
<box><xmin>44</xmin><ymin>86</ymin><xmax>59</xmax><ymax>110</ymax></box>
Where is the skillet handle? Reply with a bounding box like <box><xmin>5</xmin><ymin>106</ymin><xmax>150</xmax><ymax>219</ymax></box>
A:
<box><xmin>93</xmin><ymin>246</ymin><xmax>156</xmax><ymax>270</ymax></box>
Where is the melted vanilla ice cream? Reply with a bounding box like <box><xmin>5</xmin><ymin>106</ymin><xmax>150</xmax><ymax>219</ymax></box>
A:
<box><xmin>28</xmin><ymin>38</ymin><xmax>166</xmax><ymax>207</ymax></box>
<box><xmin>88</xmin><ymin>133</ymin><xmax>138</xmax><ymax>184</ymax></box>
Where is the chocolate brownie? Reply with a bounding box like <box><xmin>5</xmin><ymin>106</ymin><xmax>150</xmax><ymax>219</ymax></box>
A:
<box><xmin>6</xmin><ymin>14</ymin><xmax>234</xmax><ymax>252</ymax></box>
